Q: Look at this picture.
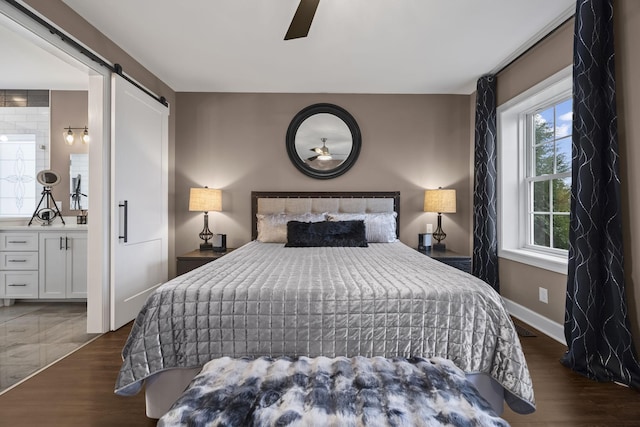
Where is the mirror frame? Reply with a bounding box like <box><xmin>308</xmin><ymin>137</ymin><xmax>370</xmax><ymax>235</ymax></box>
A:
<box><xmin>36</xmin><ymin>170</ymin><xmax>61</xmax><ymax>187</ymax></box>
<box><xmin>286</xmin><ymin>103</ymin><xmax>362</xmax><ymax>179</ymax></box>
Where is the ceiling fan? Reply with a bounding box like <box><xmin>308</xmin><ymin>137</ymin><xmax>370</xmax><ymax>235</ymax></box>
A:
<box><xmin>284</xmin><ymin>0</ymin><xmax>320</xmax><ymax>40</ymax></box>
<box><xmin>307</xmin><ymin>137</ymin><xmax>347</xmax><ymax>162</ymax></box>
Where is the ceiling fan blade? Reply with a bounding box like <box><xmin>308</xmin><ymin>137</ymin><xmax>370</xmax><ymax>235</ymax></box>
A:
<box><xmin>307</xmin><ymin>155</ymin><xmax>319</xmax><ymax>162</ymax></box>
<box><xmin>284</xmin><ymin>0</ymin><xmax>320</xmax><ymax>40</ymax></box>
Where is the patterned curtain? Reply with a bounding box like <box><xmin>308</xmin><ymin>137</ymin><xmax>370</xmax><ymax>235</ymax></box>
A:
<box><xmin>561</xmin><ymin>0</ymin><xmax>640</xmax><ymax>388</ymax></box>
<box><xmin>472</xmin><ymin>75</ymin><xmax>499</xmax><ymax>292</ymax></box>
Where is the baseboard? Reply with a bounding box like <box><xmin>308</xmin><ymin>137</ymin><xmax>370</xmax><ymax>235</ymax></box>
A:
<box><xmin>502</xmin><ymin>297</ymin><xmax>566</xmax><ymax>345</ymax></box>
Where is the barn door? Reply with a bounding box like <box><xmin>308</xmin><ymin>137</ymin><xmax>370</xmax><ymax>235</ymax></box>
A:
<box><xmin>110</xmin><ymin>74</ymin><xmax>168</xmax><ymax>330</ymax></box>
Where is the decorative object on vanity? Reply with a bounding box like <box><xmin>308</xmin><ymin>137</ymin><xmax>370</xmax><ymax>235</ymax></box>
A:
<box><xmin>63</xmin><ymin>125</ymin><xmax>90</xmax><ymax>145</ymax></box>
<box><xmin>29</xmin><ymin>170</ymin><xmax>65</xmax><ymax>226</ymax></box>
<box><xmin>189</xmin><ymin>187</ymin><xmax>222</xmax><ymax>251</ymax></box>
<box><xmin>76</xmin><ymin>210</ymin><xmax>88</xmax><ymax>225</ymax></box>
<box><xmin>286</xmin><ymin>103</ymin><xmax>361</xmax><ymax>179</ymax></box>
<box><xmin>423</xmin><ymin>188</ymin><xmax>456</xmax><ymax>250</ymax></box>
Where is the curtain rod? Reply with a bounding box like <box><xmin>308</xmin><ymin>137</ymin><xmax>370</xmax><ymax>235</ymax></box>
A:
<box><xmin>3</xmin><ymin>0</ymin><xmax>168</xmax><ymax>107</ymax></box>
<box><xmin>494</xmin><ymin>15</ymin><xmax>575</xmax><ymax>77</ymax></box>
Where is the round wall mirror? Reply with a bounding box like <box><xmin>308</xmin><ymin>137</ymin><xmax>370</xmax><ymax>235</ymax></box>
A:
<box><xmin>286</xmin><ymin>103</ymin><xmax>361</xmax><ymax>179</ymax></box>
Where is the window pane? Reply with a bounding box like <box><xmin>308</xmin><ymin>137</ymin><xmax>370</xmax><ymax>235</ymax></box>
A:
<box><xmin>535</xmin><ymin>142</ymin><xmax>554</xmax><ymax>175</ymax></box>
<box><xmin>552</xmin><ymin>178</ymin><xmax>571</xmax><ymax>212</ymax></box>
<box><xmin>0</xmin><ymin>135</ymin><xmax>37</xmax><ymax>217</ymax></box>
<box><xmin>533</xmin><ymin>181</ymin><xmax>549</xmax><ymax>211</ymax></box>
<box><xmin>555</xmin><ymin>136</ymin><xmax>572</xmax><ymax>174</ymax></box>
<box><xmin>533</xmin><ymin>214</ymin><xmax>550</xmax><ymax>247</ymax></box>
<box><xmin>555</xmin><ymin>99</ymin><xmax>572</xmax><ymax>138</ymax></box>
<box><xmin>535</xmin><ymin>108</ymin><xmax>555</xmax><ymax>144</ymax></box>
<box><xmin>553</xmin><ymin>215</ymin><xmax>570</xmax><ymax>250</ymax></box>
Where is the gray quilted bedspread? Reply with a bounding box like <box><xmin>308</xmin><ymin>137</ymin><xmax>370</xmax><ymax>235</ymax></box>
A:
<box><xmin>115</xmin><ymin>241</ymin><xmax>535</xmax><ymax>414</ymax></box>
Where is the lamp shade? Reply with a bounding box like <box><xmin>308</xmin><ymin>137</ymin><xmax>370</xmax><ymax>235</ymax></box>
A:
<box><xmin>424</xmin><ymin>189</ymin><xmax>456</xmax><ymax>213</ymax></box>
<box><xmin>189</xmin><ymin>187</ymin><xmax>222</xmax><ymax>212</ymax></box>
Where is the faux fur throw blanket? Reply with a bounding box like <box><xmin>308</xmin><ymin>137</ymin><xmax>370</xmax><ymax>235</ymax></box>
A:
<box><xmin>158</xmin><ymin>356</ymin><xmax>509</xmax><ymax>427</ymax></box>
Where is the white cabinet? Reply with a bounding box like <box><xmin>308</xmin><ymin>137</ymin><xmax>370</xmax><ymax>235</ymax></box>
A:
<box><xmin>0</xmin><ymin>232</ymin><xmax>39</xmax><ymax>299</ymax></box>
<box><xmin>39</xmin><ymin>232</ymin><xmax>87</xmax><ymax>299</ymax></box>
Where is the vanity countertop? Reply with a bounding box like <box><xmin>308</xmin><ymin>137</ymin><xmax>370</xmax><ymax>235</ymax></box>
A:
<box><xmin>0</xmin><ymin>218</ymin><xmax>88</xmax><ymax>231</ymax></box>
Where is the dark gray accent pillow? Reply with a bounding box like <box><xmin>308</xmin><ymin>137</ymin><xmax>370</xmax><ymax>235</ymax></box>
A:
<box><xmin>285</xmin><ymin>220</ymin><xmax>368</xmax><ymax>247</ymax></box>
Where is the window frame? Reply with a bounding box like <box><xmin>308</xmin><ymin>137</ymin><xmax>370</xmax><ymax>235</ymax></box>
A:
<box><xmin>523</xmin><ymin>96</ymin><xmax>572</xmax><ymax>255</ymax></box>
<box><xmin>497</xmin><ymin>65</ymin><xmax>572</xmax><ymax>274</ymax></box>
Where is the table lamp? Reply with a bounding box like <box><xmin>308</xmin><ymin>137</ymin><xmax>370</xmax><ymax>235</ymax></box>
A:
<box><xmin>189</xmin><ymin>187</ymin><xmax>222</xmax><ymax>250</ymax></box>
<box><xmin>424</xmin><ymin>188</ymin><xmax>456</xmax><ymax>251</ymax></box>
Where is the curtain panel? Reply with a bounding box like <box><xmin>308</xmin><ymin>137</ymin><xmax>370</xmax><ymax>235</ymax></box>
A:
<box><xmin>561</xmin><ymin>0</ymin><xmax>640</xmax><ymax>388</ymax></box>
<box><xmin>472</xmin><ymin>75</ymin><xmax>500</xmax><ymax>292</ymax></box>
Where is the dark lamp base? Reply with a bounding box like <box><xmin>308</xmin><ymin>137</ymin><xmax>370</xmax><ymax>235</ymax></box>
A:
<box><xmin>432</xmin><ymin>243</ymin><xmax>446</xmax><ymax>251</ymax></box>
<box><xmin>199</xmin><ymin>242</ymin><xmax>213</xmax><ymax>251</ymax></box>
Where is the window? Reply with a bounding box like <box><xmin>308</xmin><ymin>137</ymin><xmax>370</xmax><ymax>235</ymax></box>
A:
<box><xmin>0</xmin><ymin>104</ymin><xmax>50</xmax><ymax>219</ymax></box>
<box><xmin>0</xmin><ymin>134</ymin><xmax>37</xmax><ymax>218</ymax></box>
<box><xmin>497</xmin><ymin>66</ymin><xmax>572</xmax><ymax>274</ymax></box>
<box><xmin>526</xmin><ymin>99</ymin><xmax>572</xmax><ymax>252</ymax></box>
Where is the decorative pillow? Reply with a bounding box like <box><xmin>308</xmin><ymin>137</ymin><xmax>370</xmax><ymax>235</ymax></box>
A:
<box><xmin>285</xmin><ymin>220</ymin><xmax>368</xmax><ymax>247</ymax></box>
<box><xmin>256</xmin><ymin>213</ymin><xmax>325</xmax><ymax>243</ymax></box>
<box><xmin>326</xmin><ymin>212</ymin><xmax>398</xmax><ymax>243</ymax></box>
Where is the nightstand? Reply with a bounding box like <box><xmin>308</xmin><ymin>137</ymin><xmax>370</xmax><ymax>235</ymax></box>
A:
<box><xmin>418</xmin><ymin>247</ymin><xmax>472</xmax><ymax>274</ymax></box>
<box><xmin>177</xmin><ymin>248</ymin><xmax>235</xmax><ymax>276</ymax></box>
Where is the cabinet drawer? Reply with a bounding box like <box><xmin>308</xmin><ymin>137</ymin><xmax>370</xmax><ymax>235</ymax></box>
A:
<box><xmin>0</xmin><ymin>233</ymin><xmax>38</xmax><ymax>251</ymax></box>
<box><xmin>1</xmin><ymin>271</ymin><xmax>39</xmax><ymax>298</ymax></box>
<box><xmin>0</xmin><ymin>252</ymin><xmax>38</xmax><ymax>270</ymax></box>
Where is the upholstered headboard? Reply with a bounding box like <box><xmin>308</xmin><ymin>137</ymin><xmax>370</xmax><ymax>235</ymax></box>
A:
<box><xmin>251</xmin><ymin>191</ymin><xmax>400</xmax><ymax>241</ymax></box>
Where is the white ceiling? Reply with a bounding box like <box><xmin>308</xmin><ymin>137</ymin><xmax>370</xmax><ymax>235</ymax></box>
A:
<box><xmin>0</xmin><ymin>12</ymin><xmax>88</xmax><ymax>90</ymax></box>
<box><xmin>2</xmin><ymin>1</ymin><xmax>575</xmax><ymax>94</ymax></box>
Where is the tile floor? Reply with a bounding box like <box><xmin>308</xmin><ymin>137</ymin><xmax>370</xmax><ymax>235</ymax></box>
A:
<box><xmin>0</xmin><ymin>301</ymin><xmax>100</xmax><ymax>393</ymax></box>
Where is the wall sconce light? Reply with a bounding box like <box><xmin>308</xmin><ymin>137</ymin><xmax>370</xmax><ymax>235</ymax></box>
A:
<box><xmin>63</xmin><ymin>126</ymin><xmax>90</xmax><ymax>145</ymax></box>
<box><xmin>424</xmin><ymin>188</ymin><xmax>456</xmax><ymax>251</ymax></box>
<box><xmin>189</xmin><ymin>187</ymin><xmax>222</xmax><ymax>251</ymax></box>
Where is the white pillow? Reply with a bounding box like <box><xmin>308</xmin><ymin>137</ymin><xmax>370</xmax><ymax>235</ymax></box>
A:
<box><xmin>256</xmin><ymin>212</ymin><xmax>326</xmax><ymax>243</ymax></box>
<box><xmin>326</xmin><ymin>212</ymin><xmax>398</xmax><ymax>243</ymax></box>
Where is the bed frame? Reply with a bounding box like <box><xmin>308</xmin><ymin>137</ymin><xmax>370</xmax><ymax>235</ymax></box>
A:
<box><xmin>250</xmin><ymin>191</ymin><xmax>401</xmax><ymax>240</ymax></box>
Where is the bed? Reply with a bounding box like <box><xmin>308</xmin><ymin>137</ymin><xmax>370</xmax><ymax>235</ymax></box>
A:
<box><xmin>115</xmin><ymin>191</ymin><xmax>535</xmax><ymax>419</ymax></box>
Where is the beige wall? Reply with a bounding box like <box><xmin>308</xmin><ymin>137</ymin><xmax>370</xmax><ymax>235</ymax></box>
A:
<box><xmin>49</xmin><ymin>90</ymin><xmax>88</xmax><ymax>217</ymax></box>
<box><xmin>497</xmin><ymin>1</ymin><xmax>640</xmax><ymax>342</ymax></box>
<box><xmin>495</xmin><ymin>19</ymin><xmax>574</xmax><ymax>326</ymax></box>
<box><xmin>616</xmin><ymin>0</ymin><xmax>640</xmax><ymax>343</ymax></box>
<box><xmin>174</xmin><ymin>93</ymin><xmax>473</xmax><ymax>259</ymax></box>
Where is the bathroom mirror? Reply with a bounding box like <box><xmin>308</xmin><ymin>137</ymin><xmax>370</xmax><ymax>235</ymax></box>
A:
<box><xmin>286</xmin><ymin>103</ymin><xmax>361</xmax><ymax>179</ymax></box>
<box><xmin>69</xmin><ymin>153</ymin><xmax>89</xmax><ymax>211</ymax></box>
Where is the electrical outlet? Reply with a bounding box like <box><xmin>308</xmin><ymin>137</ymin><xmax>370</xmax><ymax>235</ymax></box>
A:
<box><xmin>538</xmin><ymin>287</ymin><xmax>548</xmax><ymax>304</ymax></box>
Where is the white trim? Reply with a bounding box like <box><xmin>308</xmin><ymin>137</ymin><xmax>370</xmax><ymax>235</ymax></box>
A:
<box><xmin>497</xmin><ymin>65</ymin><xmax>572</xmax><ymax>274</ymax></box>
<box><xmin>500</xmin><ymin>248</ymin><xmax>567</xmax><ymax>275</ymax></box>
<box><xmin>503</xmin><ymin>297</ymin><xmax>566</xmax><ymax>345</ymax></box>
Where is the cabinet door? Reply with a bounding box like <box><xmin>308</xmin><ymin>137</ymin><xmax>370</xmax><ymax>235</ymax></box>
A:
<box><xmin>1</xmin><ymin>271</ymin><xmax>38</xmax><ymax>298</ymax></box>
<box><xmin>39</xmin><ymin>233</ymin><xmax>67</xmax><ymax>298</ymax></box>
<box><xmin>67</xmin><ymin>233</ymin><xmax>87</xmax><ymax>298</ymax></box>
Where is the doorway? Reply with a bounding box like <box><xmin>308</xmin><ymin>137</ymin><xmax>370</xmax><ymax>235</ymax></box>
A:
<box><xmin>0</xmin><ymin>4</ymin><xmax>110</xmax><ymax>334</ymax></box>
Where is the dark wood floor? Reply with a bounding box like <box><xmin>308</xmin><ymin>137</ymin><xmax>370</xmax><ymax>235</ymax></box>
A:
<box><xmin>0</xmin><ymin>321</ymin><xmax>639</xmax><ymax>426</ymax></box>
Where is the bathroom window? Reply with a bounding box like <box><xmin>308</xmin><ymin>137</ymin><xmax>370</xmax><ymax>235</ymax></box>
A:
<box><xmin>0</xmin><ymin>134</ymin><xmax>37</xmax><ymax>217</ymax></box>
